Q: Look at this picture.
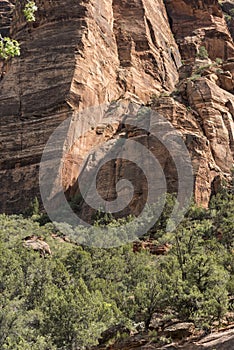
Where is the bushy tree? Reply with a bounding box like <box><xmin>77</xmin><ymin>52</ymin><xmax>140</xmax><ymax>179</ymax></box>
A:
<box><xmin>0</xmin><ymin>190</ymin><xmax>234</xmax><ymax>347</ymax></box>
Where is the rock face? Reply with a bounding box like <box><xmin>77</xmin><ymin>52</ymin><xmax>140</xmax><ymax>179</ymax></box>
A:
<box><xmin>92</xmin><ymin>327</ymin><xmax>234</xmax><ymax>349</ymax></box>
<box><xmin>163</xmin><ymin>322</ymin><xmax>195</xmax><ymax>340</ymax></box>
<box><xmin>133</xmin><ymin>239</ymin><xmax>171</xmax><ymax>255</ymax></box>
<box><xmin>221</xmin><ymin>1</ymin><xmax>234</xmax><ymax>40</ymax></box>
<box><xmin>0</xmin><ymin>0</ymin><xmax>179</xmax><ymax>213</ymax></box>
<box><xmin>164</xmin><ymin>0</ymin><xmax>234</xmax><ymax>61</ymax></box>
<box><xmin>0</xmin><ymin>0</ymin><xmax>15</xmax><ymax>37</ymax></box>
<box><xmin>0</xmin><ymin>0</ymin><xmax>234</xmax><ymax>215</ymax></box>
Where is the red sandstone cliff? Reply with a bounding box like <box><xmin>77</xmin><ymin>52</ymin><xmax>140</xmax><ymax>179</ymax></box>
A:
<box><xmin>0</xmin><ymin>0</ymin><xmax>234</xmax><ymax>214</ymax></box>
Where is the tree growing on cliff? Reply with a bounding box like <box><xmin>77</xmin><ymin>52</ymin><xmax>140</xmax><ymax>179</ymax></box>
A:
<box><xmin>0</xmin><ymin>1</ymin><xmax>37</xmax><ymax>59</ymax></box>
<box><xmin>197</xmin><ymin>46</ymin><xmax>209</xmax><ymax>59</ymax></box>
<box><xmin>0</xmin><ymin>36</ymin><xmax>20</xmax><ymax>60</ymax></box>
<box><xmin>23</xmin><ymin>1</ymin><xmax>38</xmax><ymax>22</ymax></box>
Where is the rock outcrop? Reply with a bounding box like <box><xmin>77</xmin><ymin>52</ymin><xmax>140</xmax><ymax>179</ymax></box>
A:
<box><xmin>164</xmin><ymin>0</ymin><xmax>234</xmax><ymax>61</ymax></box>
<box><xmin>220</xmin><ymin>0</ymin><xmax>234</xmax><ymax>40</ymax></box>
<box><xmin>0</xmin><ymin>0</ymin><xmax>180</xmax><ymax>213</ymax></box>
<box><xmin>0</xmin><ymin>0</ymin><xmax>234</xmax><ymax>216</ymax></box>
<box><xmin>133</xmin><ymin>239</ymin><xmax>171</xmax><ymax>255</ymax></box>
<box><xmin>93</xmin><ymin>325</ymin><xmax>234</xmax><ymax>349</ymax></box>
<box><xmin>23</xmin><ymin>235</ymin><xmax>52</xmax><ymax>257</ymax></box>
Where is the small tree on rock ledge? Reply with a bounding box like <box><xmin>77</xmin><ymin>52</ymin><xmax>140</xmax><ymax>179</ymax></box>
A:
<box><xmin>0</xmin><ymin>1</ymin><xmax>38</xmax><ymax>59</ymax></box>
<box><xmin>197</xmin><ymin>46</ymin><xmax>209</xmax><ymax>60</ymax></box>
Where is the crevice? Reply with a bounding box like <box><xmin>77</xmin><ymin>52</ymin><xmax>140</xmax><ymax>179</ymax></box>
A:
<box><xmin>113</xmin><ymin>28</ymin><xmax>133</xmax><ymax>68</ymax></box>
<box><xmin>221</xmin><ymin>111</ymin><xmax>234</xmax><ymax>154</ymax></box>
<box><xmin>145</xmin><ymin>17</ymin><xmax>159</xmax><ymax>49</ymax></box>
<box><xmin>112</xmin><ymin>0</ymin><xmax>147</xmax><ymax>67</ymax></box>
<box><xmin>171</xmin><ymin>50</ymin><xmax>179</xmax><ymax>69</ymax></box>
<box><xmin>159</xmin><ymin>49</ymin><xmax>168</xmax><ymax>89</ymax></box>
<box><xmin>163</xmin><ymin>1</ymin><xmax>174</xmax><ymax>36</ymax></box>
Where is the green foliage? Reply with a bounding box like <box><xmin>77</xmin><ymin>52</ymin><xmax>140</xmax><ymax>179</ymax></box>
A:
<box><xmin>24</xmin><ymin>196</ymin><xmax>40</xmax><ymax>217</ymax></box>
<box><xmin>23</xmin><ymin>1</ymin><xmax>38</xmax><ymax>22</ymax></box>
<box><xmin>209</xmin><ymin>192</ymin><xmax>234</xmax><ymax>251</ymax></box>
<box><xmin>0</xmin><ymin>1</ymin><xmax>38</xmax><ymax>60</ymax></box>
<box><xmin>0</xmin><ymin>36</ymin><xmax>20</xmax><ymax>59</ymax></box>
<box><xmin>188</xmin><ymin>73</ymin><xmax>202</xmax><ymax>81</ymax></box>
<box><xmin>215</xmin><ymin>57</ymin><xmax>223</xmax><ymax>65</ymax></box>
<box><xmin>194</xmin><ymin>63</ymin><xmax>214</xmax><ymax>75</ymax></box>
<box><xmin>197</xmin><ymin>46</ymin><xmax>209</xmax><ymax>59</ymax></box>
<box><xmin>0</xmin><ymin>191</ymin><xmax>234</xmax><ymax>347</ymax></box>
<box><xmin>163</xmin><ymin>226</ymin><xmax>229</xmax><ymax>327</ymax></box>
<box><xmin>224</xmin><ymin>13</ymin><xmax>232</xmax><ymax>23</ymax></box>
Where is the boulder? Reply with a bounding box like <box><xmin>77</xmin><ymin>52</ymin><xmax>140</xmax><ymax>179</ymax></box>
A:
<box><xmin>23</xmin><ymin>235</ymin><xmax>52</xmax><ymax>257</ymax></box>
<box><xmin>163</xmin><ymin>322</ymin><xmax>195</xmax><ymax>340</ymax></box>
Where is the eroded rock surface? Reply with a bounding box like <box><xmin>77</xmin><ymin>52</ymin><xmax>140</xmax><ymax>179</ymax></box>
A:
<box><xmin>0</xmin><ymin>0</ymin><xmax>15</xmax><ymax>37</ymax></box>
<box><xmin>164</xmin><ymin>0</ymin><xmax>234</xmax><ymax>61</ymax></box>
<box><xmin>220</xmin><ymin>0</ymin><xmax>234</xmax><ymax>40</ymax></box>
<box><xmin>0</xmin><ymin>0</ymin><xmax>234</xmax><ymax>215</ymax></box>
<box><xmin>92</xmin><ymin>325</ymin><xmax>234</xmax><ymax>349</ymax></box>
<box><xmin>0</xmin><ymin>0</ymin><xmax>180</xmax><ymax>213</ymax></box>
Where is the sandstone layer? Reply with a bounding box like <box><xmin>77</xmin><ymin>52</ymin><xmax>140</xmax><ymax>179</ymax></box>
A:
<box><xmin>0</xmin><ymin>0</ymin><xmax>234</xmax><ymax>215</ymax></box>
<box><xmin>0</xmin><ymin>0</ymin><xmax>15</xmax><ymax>37</ymax></box>
<box><xmin>164</xmin><ymin>0</ymin><xmax>234</xmax><ymax>61</ymax></box>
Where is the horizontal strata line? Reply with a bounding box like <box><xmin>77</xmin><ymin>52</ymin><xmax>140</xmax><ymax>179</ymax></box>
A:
<box><xmin>15</xmin><ymin>18</ymin><xmax>88</xmax><ymax>37</ymax></box>
<box><xmin>0</xmin><ymin>155</ymin><xmax>43</xmax><ymax>170</ymax></box>
<box><xmin>0</xmin><ymin>87</ymin><xmax>72</xmax><ymax>107</ymax></box>
<box><xmin>0</xmin><ymin>117</ymin><xmax>70</xmax><ymax>132</ymax></box>
<box><xmin>0</xmin><ymin>112</ymin><xmax>69</xmax><ymax>124</ymax></box>
<box><xmin>0</xmin><ymin>126</ymin><xmax>65</xmax><ymax>133</ymax></box>
<box><xmin>0</xmin><ymin>147</ymin><xmax>46</xmax><ymax>157</ymax></box>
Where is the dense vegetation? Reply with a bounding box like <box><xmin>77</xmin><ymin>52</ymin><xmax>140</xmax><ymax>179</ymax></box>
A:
<box><xmin>0</xmin><ymin>189</ymin><xmax>234</xmax><ymax>349</ymax></box>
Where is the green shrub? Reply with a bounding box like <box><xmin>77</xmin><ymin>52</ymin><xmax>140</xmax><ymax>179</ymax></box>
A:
<box><xmin>225</xmin><ymin>14</ymin><xmax>232</xmax><ymax>23</ymax></box>
<box><xmin>0</xmin><ymin>37</ymin><xmax>20</xmax><ymax>59</ymax></box>
<box><xmin>0</xmin><ymin>190</ymin><xmax>234</xmax><ymax>347</ymax></box>
<box><xmin>23</xmin><ymin>1</ymin><xmax>38</xmax><ymax>22</ymax></box>
<box><xmin>197</xmin><ymin>46</ymin><xmax>209</xmax><ymax>59</ymax></box>
<box><xmin>215</xmin><ymin>57</ymin><xmax>223</xmax><ymax>65</ymax></box>
<box><xmin>188</xmin><ymin>73</ymin><xmax>202</xmax><ymax>81</ymax></box>
<box><xmin>0</xmin><ymin>1</ymin><xmax>38</xmax><ymax>59</ymax></box>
